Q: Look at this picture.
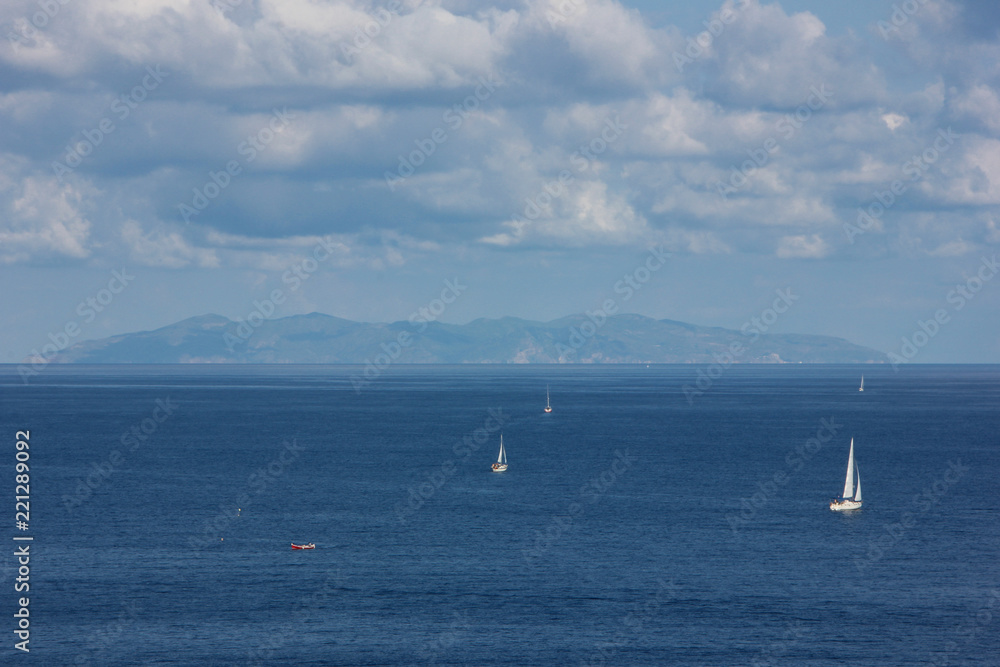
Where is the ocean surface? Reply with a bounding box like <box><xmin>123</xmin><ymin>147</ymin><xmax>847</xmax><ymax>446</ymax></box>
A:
<box><xmin>1</xmin><ymin>364</ymin><xmax>998</xmax><ymax>666</ymax></box>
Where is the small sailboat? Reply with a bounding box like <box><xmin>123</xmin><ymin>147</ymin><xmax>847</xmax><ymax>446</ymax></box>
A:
<box><xmin>830</xmin><ymin>438</ymin><xmax>862</xmax><ymax>511</ymax></box>
<box><xmin>859</xmin><ymin>375</ymin><xmax>864</xmax><ymax>392</ymax></box>
<box><xmin>544</xmin><ymin>385</ymin><xmax>552</xmax><ymax>413</ymax></box>
<box><xmin>491</xmin><ymin>434</ymin><xmax>508</xmax><ymax>472</ymax></box>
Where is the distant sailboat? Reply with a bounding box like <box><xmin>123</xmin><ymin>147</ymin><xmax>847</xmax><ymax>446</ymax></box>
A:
<box><xmin>859</xmin><ymin>375</ymin><xmax>864</xmax><ymax>392</ymax></box>
<box><xmin>830</xmin><ymin>438</ymin><xmax>862</xmax><ymax>511</ymax></box>
<box><xmin>491</xmin><ymin>434</ymin><xmax>508</xmax><ymax>472</ymax></box>
<box><xmin>544</xmin><ymin>385</ymin><xmax>552</xmax><ymax>413</ymax></box>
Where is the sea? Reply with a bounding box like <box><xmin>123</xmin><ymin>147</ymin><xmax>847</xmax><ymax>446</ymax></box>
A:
<box><xmin>1</xmin><ymin>364</ymin><xmax>998</xmax><ymax>666</ymax></box>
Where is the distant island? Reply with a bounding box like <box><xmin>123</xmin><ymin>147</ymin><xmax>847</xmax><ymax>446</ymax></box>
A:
<box><xmin>39</xmin><ymin>312</ymin><xmax>887</xmax><ymax>365</ymax></box>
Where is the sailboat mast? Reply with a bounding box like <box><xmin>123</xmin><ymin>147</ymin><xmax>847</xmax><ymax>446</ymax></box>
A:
<box><xmin>842</xmin><ymin>438</ymin><xmax>855</xmax><ymax>499</ymax></box>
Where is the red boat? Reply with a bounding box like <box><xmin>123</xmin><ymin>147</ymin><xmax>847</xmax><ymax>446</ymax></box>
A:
<box><xmin>291</xmin><ymin>543</ymin><xmax>315</xmax><ymax>550</ymax></box>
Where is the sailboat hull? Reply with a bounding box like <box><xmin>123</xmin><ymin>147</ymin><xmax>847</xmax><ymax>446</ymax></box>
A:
<box><xmin>829</xmin><ymin>499</ymin><xmax>862</xmax><ymax>511</ymax></box>
<box><xmin>491</xmin><ymin>463</ymin><xmax>507</xmax><ymax>473</ymax></box>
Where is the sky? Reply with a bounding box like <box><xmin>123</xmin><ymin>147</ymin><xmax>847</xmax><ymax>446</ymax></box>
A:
<box><xmin>1</xmin><ymin>0</ymin><xmax>999</xmax><ymax>363</ymax></box>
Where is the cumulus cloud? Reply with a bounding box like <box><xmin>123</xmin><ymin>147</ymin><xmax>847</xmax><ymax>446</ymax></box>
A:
<box><xmin>881</xmin><ymin>112</ymin><xmax>908</xmax><ymax>132</ymax></box>
<box><xmin>525</xmin><ymin>0</ymin><xmax>675</xmax><ymax>89</ymax></box>
<box><xmin>1</xmin><ymin>0</ymin><xmax>516</xmax><ymax>92</ymax></box>
<box><xmin>0</xmin><ymin>0</ymin><xmax>996</xmax><ymax>269</ymax></box>
<box><xmin>0</xmin><ymin>159</ymin><xmax>93</xmax><ymax>263</ymax></box>
<box><xmin>704</xmin><ymin>0</ymin><xmax>885</xmax><ymax>107</ymax></box>
<box><xmin>776</xmin><ymin>233</ymin><xmax>829</xmax><ymax>258</ymax></box>
<box><xmin>482</xmin><ymin>179</ymin><xmax>648</xmax><ymax>246</ymax></box>
<box><xmin>121</xmin><ymin>220</ymin><xmax>219</xmax><ymax>268</ymax></box>
<box><xmin>950</xmin><ymin>84</ymin><xmax>1000</xmax><ymax>134</ymax></box>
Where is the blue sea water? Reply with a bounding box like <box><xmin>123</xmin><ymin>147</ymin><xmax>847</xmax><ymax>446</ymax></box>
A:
<box><xmin>1</xmin><ymin>364</ymin><xmax>999</xmax><ymax>666</ymax></box>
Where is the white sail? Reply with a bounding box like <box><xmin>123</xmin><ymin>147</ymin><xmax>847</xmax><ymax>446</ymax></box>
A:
<box><xmin>830</xmin><ymin>439</ymin><xmax>862</xmax><ymax>511</ymax></box>
<box><xmin>859</xmin><ymin>375</ymin><xmax>864</xmax><ymax>391</ymax></box>
<box><xmin>497</xmin><ymin>435</ymin><xmax>506</xmax><ymax>464</ymax></box>
<box><xmin>842</xmin><ymin>438</ymin><xmax>855</xmax><ymax>499</ymax></box>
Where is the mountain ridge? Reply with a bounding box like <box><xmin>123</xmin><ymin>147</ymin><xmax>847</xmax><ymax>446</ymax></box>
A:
<box><xmin>40</xmin><ymin>312</ymin><xmax>888</xmax><ymax>364</ymax></box>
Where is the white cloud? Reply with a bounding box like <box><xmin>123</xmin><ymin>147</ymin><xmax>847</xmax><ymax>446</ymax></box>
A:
<box><xmin>121</xmin><ymin>220</ymin><xmax>218</xmax><ymax>268</ymax></box>
<box><xmin>394</xmin><ymin>167</ymin><xmax>492</xmax><ymax>214</ymax></box>
<box><xmin>530</xmin><ymin>0</ymin><xmax>673</xmax><ymax>88</ymax></box>
<box><xmin>632</xmin><ymin>91</ymin><xmax>712</xmax><ymax>156</ymax></box>
<box><xmin>660</xmin><ymin>227</ymin><xmax>732</xmax><ymax>255</ymax></box>
<box><xmin>987</xmin><ymin>217</ymin><xmax>1000</xmax><ymax>244</ymax></box>
<box><xmin>881</xmin><ymin>112</ymin><xmax>908</xmax><ymax>131</ymax></box>
<box><xmin>927</xmin><ymin>238</ymin><xmax>974</xmax><ymax>256</ymax></box>
<box><xmin>709</xmin><ymin>0</ymin><xmax>885</xmax><ymax>107</ymax></box>
<box><xmin>0</xmin><ymin>162</ymin><xmax>92</xmax><ymax>263</ymax></box>
<box><xmin>951</xmin><ymin>84</ymin><xmax>1000</xmax><ymax>134</ymax></box>
<box><xmin>1</xmin><ymin>0</ymin><xmax>513</xmax><ymax>91</ymax></box>
<box><xmin>934</xmin><ymin>138</ymin><xmax>1000</xmax><ymax>205</ymax></box>
<box><xmin>776</xmin><ymin>233</ymin><xmax>829</xmax><ymax>258</ymax></box>
<box><xmin>0</xmin><ymin>0</ymin><xmax>996</xmax><ymax>268</ymax></box>
<box><xmin>481</xmin><ymin>179</ymin><xmax>647</xmax><ymax>247</ymax></box>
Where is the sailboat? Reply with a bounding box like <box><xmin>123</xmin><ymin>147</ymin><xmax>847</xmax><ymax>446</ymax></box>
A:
<box><xmin>491</xmin><ymin>434</ymin><xmax>508</xmax><ymax>472</ymax></box>
<box><xmin>830</xmin><ymin>438</ymin><xmax>862</xmax><ymax>511</ymax></box>
<box><xmin>859</xmin><ymin>375</ymin><xmax>864</xmax><ymax>392</ymax></box>
<box><xmin>544</xmin><ymin>385</ymin><xmax>552</xmax><ymax>413</ymax></box>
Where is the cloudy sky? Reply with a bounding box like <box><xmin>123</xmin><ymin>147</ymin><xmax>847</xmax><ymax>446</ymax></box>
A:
<box><xmin>1</xmin><ymin>0</ymin><xmax>999</xmax><ymax>363</ymax></box>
